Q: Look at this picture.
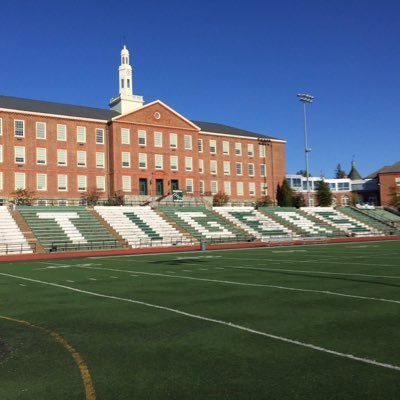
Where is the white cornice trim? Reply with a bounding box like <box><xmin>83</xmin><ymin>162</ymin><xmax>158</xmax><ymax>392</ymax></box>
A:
<box><xmin>199</xmin><ymin>130</ymin><xmax>286</xmax><ymax>143</ymax></box>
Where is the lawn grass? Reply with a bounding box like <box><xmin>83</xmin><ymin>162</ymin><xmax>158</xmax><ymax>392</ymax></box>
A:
<box><xmin>0</xmin><ymin>240</ymin><xmax>400</xmax><ymax>399</ymax></box>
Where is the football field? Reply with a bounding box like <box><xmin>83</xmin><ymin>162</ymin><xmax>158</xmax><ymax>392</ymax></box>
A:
<box><xmin>1</xmin><ymin>240</ymin><xmax>399</xmax><ymax>399</ymax></box>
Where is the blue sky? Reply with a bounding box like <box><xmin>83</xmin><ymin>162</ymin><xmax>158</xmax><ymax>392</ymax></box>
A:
<box><xmin>1</xmin><ymin>0</ymin><xmax>399</xmax><ymax>177</ymax></box>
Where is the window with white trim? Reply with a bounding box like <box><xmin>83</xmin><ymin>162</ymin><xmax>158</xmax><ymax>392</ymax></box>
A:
<box><xmin>57</xmin><ymin>149</ymin><xmax>67</xmax><ymax>166</ymax></box>
<box><xmin>235</xmin><ymin>142</ymin><xmax>242</xmax><ymax>156</ymax></box>
<box><xmin>121</xmin><ymin>128</ymin><xmax>130</xmax><ymax>144</ymax></box>
<box><xmin>199</xmin><ymin>159</ymin><xmax>204</xmax><ymax>174</ymax></box>
<box><xmin>248</xmin><ymin>163</ymin><xmax>254</xmax><ymax>176</ymax></box>
<box><xmin>96</xmin><ymin>128</ymin><xmax>104</xmax><ymax>144</ymax></box>
<box><xmin>199</xmin><ymin>180</ymin><xmax>204</xmax><ymax>194</ymax></box>
<box><xmin>122</xmin><ymin>176</ymin><xmax>131</xmax><ymax>192</ymax></box>
<box><xmin>36</xmin><ymin>148</ymin><xmax>47</xmax><ymax>165</ymax></box>
<box><xmin>0</xmin><ymin>118</ymin><xmax>2</xmax><ymax>135</ymax></box>
<box><xmin>247</xmin><ymin>143</ymin><xmax>254</xmax><ymax>156</ymax></box>
<box><xmin>224</xmin><ymin>181</ymin><xmax>231</xmax><ymax>195</ymax></box>
<box><xmin>236</xmin><ymin>162</ymin><xmax>242</xmax><ymax>175</ymax></box>
<box><xmin>57</xmin><ymin>175</ymin><xmax>67</xmax><ymax>191</ymax></box>
<box><xmin>96</xmin><ymin>152</ymin><xmax>105</xmax><ymax>168</ymax></box>
<box><xmin>209</xmin><ymin>139</ymin><xmax>216</xmax><ymax>154</ymax></box>
<box><xmin>155</xmin><ymin>154</ymin><xmax>163</xmax><ymax>170</ymax></box>
<box><xmin>96</xmin><ymin>176</ymin><xmax>105</xmax><ymax>192</ymax></box>
<box><xmin>170</xmin><ymin>155</ymin><xmax>178</xmax><ymax>171</ymax></box>
<box><xmin>260</xmin><ymin>183</ymin><xmax>268</xmax><ymax>195</ymax></box>
<box><xmin>184</xmin><ymin>135</ymin><xmax>192</xmax><ymax>150</ymax></box>
<box><xmin>77</xmin><ymin>126</ymin><xmax>86</xmax><ymax>143</ymax></box>
<box><xmin>210</xmin><ymin>160</ymin><xmax>217</xmax><ymax>174</ymax></box>
<box><xmin>138</xmin><ymin>130</ymin><xmax>146</xmax><ymax>145</ymax></box>
<box><xmin>0</xmin><ymin>145</ymin><xmax>3</xmax><ymax>163</ymax></box>
<box><xmin>139</xmin><ymin>153</ymin><xmax>147</xmax><ymax>169</ymax></box>
<box><xmin>170</xmin><ymin>133</ymin><xmax>177</xmax><ymax>148</ymax></box>
<box><xmin>0</xmin><ymin>172</ymin><xmax>3</xmax><ymax>191</ymax></box>
<box><xmin>14</xmin><ymin>120</ymin><xmax>25</xmax><ymax>137</ymax></box>
<box><xmin>37</xmin><ymin>173</ymin><xmax>47</xmax><ymax>191</ymax></box>
<box><xmin>15</xmin><ymin>146</ymin><xmax>25</xmax><ymax>163</ymax></box>
<box><xmin>77</xmin><ymin>151</ymin><xmax>86</xmax><ymax>167</ymax></box>
<box><xmin>154</xmin><ymin>131</ymin><xmax>162</xmax><ymax>147</ymax></box>
<box><xmin>211</xmin><ymin>181</ymin><xmax>218</xmax><ymax>195</ymax></box>
<box><xmin>395</xmin><ymin>177</ymin><xmax>400</xmax><ymax>186</ymax></box>
<box><xmin>223</xmin><ymin>141</ymin><xmax>229</xmax><ymax>155</ymax></box>
<box><xmin>122</xmin><ymin>152</ymin><xmax>130</xmax><ymax>168</ymax></box>
<box><xmin>186</xmin><ymin>178</ymin><xmax>193</xmax><ymax>193</ymax></box>
<box><xmin>77</xmin><ymin>175</ymin><xmax>87</xmax><ymax>192</ymax></box>
<box><xmin>198</xmin><ymin>139</ymin><xmax>203</xmax><ymax>152</ymax></box>
<box><xmin>57</xmin><ymin>124</ymin><xmax>67</xmax><ymax>141</ymax></box>
<box><xmin>185</xmin><ymin>156</ymin><xmax>193</xmax><ymax>172</ymax></box>
<box><xmin>260</xmin><ymin>164</ymin><xmax>266</xmax><ymax>177</ymax></box>
<box><xmin>36</xmin><ymin>122</ymin><xmax>46</xmax><ymax>139</ymax></box>
<box><xmin>249</xmin><ymin>182</ymin><xmax>255</xmax><ymax>196</ymax></box>
<box><xmin>223</xmin><ymin>161</ymin><xmax>230</xmax><ymax>175</ymax></box>
<box><xmin>236</xmin><ymin>182</ymin><xmax>243</xmax><ymax>196</ymax></box>
<box><xmin>259</xmin><ymin>144</ymin><xmax>266</xmax><ymax>158</ymax></box>
<box><xmin>15</xmin><ymin>172</ymin><xmax>26</xmax><ymax>190</ymax></box>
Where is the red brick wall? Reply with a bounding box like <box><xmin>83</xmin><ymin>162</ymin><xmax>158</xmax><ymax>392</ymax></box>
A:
<box><xmin>379</xmin><ymin>173</ymin><xmax>400</xmax><ymax>207</ymax></box>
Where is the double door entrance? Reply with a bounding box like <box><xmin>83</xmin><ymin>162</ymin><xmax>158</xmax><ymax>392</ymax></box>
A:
<box><xmin>138</xmin><ymin>178</ymin><xmax>179</xmax><ymax>196</ymax></box>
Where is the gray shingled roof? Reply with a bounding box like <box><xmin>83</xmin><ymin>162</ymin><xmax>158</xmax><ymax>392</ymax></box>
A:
<box><xmin>366</xmin><ymin>161</ymin><xmax>400</xmax><ymax>179</ymax></box>
<box><xmin>0</xmin><ymin>95</ymin><xmax>278</xmax><ymax>139</ymax></box>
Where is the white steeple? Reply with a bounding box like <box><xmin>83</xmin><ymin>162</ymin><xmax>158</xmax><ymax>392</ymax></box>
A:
<box><xmin>109</xmin><ymin>45</ymin><xmax>143</xmax><ymax>114</ymax></box>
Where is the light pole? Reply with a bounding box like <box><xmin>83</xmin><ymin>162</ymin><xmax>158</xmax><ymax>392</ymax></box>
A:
<box><xmin>297</xmin><ymin>93</ymin><xmax>314</xmax><ymax>206</ymax></box>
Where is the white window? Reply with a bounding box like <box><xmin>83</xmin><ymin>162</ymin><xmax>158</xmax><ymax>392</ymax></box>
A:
<box><xmin>260</xmin><ymin>183</ymin><xmax>268</xmax><ymax>195</ymax></box>
<box><xmin>211</xmin><ymin>181</ymin><xmax>218</xmax><ymax>194</ymax></box>
<box><xmin>223</xmin><ymin>161</ymin><xmax>230</xmax><ymax>175</ymax></box>
<box><xmin>235</xmin><ymin>142</ymin><xmax>242</xmax><ymax>156</ymax></box>
<box><xmin>121</xmin><ymin>128</ymin><xmax>130</xmax><ymax>144</ymax></box>
<box><xmin>210</xmin><ymin>160</ymin><xmax>217</xmax><ymax>174</ymax></box>
<box><xmin>395</xmin><ymin>177</ymin><xmax>400</xmax><ymax>186</ymax></box>
<box><xmin>57</xmin><ymin>149</ymin><xmax>67</xmax><ymax>166</ymax></box>
<box><xmin>154</xmin><ymin>131</ymin><xmax>162</xmax><ymax>147</ymax></box>
<box><xmin>248</xmin><ymin>163</ymin><xmax>254</xmax><ymax>176</ymax></box>
<box><xmin>138</xmin><ymin>130</ymin><xmax>146</xmax><ymax>145</ymax></box>
<box><xmin>0</xmin><ymin>145</ymin><xmax>3</xmax><ymax>163</ymax></box>
<box><xmin>36</xmin><ymin>148</ymin><xmax>47</xmax><ymax>165</ymax></box>
<box><xmin>186</xmin><ymin>178</ymin><xmax>193</xmax><ymax>193</ymax></box>
<box><xmin>0</xmin><ymin>172</ymin><xmax>3</xmax><ymax>190</ymax></box>
<box><xmin>259</xmin><ymin>144</ymin><xmax>266</xmax><ymax>158</ymax></box>
<box><xmin>15</xmin><ymin>172</ymin><xmax>26</xmax><ymax>190</ymax></box>
<box><xmin>170</xmin><ymin>133</ymin><xmax>177</xmax><ymax>148</ymax></box>
<box><xmin>199</xmin><ymin>180</ymin><xmax>204</xmax><ymax>194</ymax></box>
<box><xmin>14</xmin><ymin>120</ymin><xmax>25</xmax><ymax>137</ymax></box>
<box><xmin>122</xmin><ymin>152</ymin><xmax>130</xmax><ymax>168</ymax></box>
<box><xmin>155</xmin><ymin>154</ymin><xmax>163</xmax><ymax>170</ymax></box>
<box><xmin>57</xmin><ymin>124</ymin><xmax>67</xmax><ymax>141</ymax></box>
<box><xmin>247</xmin><ymin>143</ymin><xmax>254</xmax><ymax>156</ymax></box>
<box><xmin>199</xmin><ymin>159</ymin><xmax>204</xmax><ymax>174</ymax></box>
<box><xmin>122</xmin><ymin>176</ymin><xmax>131</xmax><ymax>192</ymax></box>
<box><xmin>37</xmin><ymin>173</ymin><xmax>47</xmax><ymax>191</ymax></box>
<box><xmin>184</xmin><ymin>135</ymin><xmax>192</xmax><ymax>150</ymax></box>
<box><xmin>236</xmin><ymin>162</ymin><xmax>242</xmax><ymax>175</ymax></box>
<box><xmin>15</xmin><ymin>146</ymin><xmax>25</xmax><ymax>163</ymax></box>
<box><xmin>209</xmin><ymin>139</ymin><xmax>216</xmax><ymax>154</ymax></box>
<box><xmin>96</xmin><ymin>176</ymin><xmax>105</xmax><ymax>192</ymax></box>
<box><xmin>224</xmin><ymin>181</ymin><xmax>231</xmax><ymax>195</ymax></box>
<box><xmin>77</xmin><ymin>175</ymin><xmax>87</xmax><ymax>192</ymax></box>
<box><xmin>185</xmin><ymin>156</ymin><xmax>193</xmax><ymax>172</ymax></box>
<box><xmin>249</xmin><ymin>182</ymin><xmax>255</xmax><ymax>196</ymax></box>
<box><xmin>170</xmin><ymin>155</ymin><xmax>178</xmax><ymax>171</ymax></box>
<box><xmin>139</xmin><ymin>153</ymin><xmax>147</xmax><ymax>169</ymax></box>
<box><xmin>0</xmin><ymin>118</ymin><xmax>2</xmax><ymax>135</ymax></box>
<box><xmin>57</xmin><ymin>175</ymin><xmax>67</xmax><ymax>191</ymax></box>
<box><xmin>198</xmin><ymin>138</ymin><xmax>203</xmax><ymax>152</ymax></box>
<box><xmin>223</xmin><ymin>141</ymin><xmax>229</xmax><ymax>155</ymax></box>
<box><xmin>260</xmin><ymin>164</ymin><xmax>266</xmax><ymax>177</ymax></box>
<box><xmin>96</xmin><ymin>152</ymin><xmax>105</xmax><ymax>168</ymax></box>
<box><xmin>96</xmin><ymin>128</ymin><xmax>104</xmax><ymax>144</ymax></box>
<box><xmin>236</xmin><ymin>182</ymin><xmax>243</xmax><ymax>196</ymax></box>
<box><xmin>36</xmin><ymin>122</ymin><xmax>46</xmax><ymax>139</ymax></box>
<box><xmin>77</xmin><ymin>126</ymin><xmax>86</xmax><ymax>143</ymax></box>
<box><xmin>77</xmin><ymin>151</ymin><xmax>86</xmax><ymax>167</ymax></box>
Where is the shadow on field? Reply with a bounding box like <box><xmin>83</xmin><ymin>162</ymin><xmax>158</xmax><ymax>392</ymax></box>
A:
<box><xmin>150</xmin><ymin>259</ymin><xmax>207</xmax><ymax>266</ymax></box>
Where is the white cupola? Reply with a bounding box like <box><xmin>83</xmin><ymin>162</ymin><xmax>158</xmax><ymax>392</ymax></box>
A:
<box><xmin>109</xmin><ymin>45</ymin><xmax>144</xmax><ymax>114</ymax></box>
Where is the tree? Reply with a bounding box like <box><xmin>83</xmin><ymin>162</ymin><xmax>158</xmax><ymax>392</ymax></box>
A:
<box><xmin>107</xmin><ymin>191</ymin><xmax>125</xmax><ymax>206</ymax></box>
<box><xmin>292</xmin><ymin>194</ymin><xmax>305</xmax><ymax>208</ymax></box>
<box><xmin>81</xmin><ymin>188</ymin><xmax>101</xmax><ymax>206</ymax></box>
<box><xmin>335</xmin><ymin>164</ymin><xmax>347</xmax><ymax>179</ymax></box>
<box><xmin>255</xmin><ymin>195</ymin><xmax>273</xmax><ymax>208</ymax></box>
<box><xmin>276</xmin><ymin>179</ymin><xmax>293</xmax><ymax>207</ymax></box>
<box><xmin>296</xmin><ymin>170</ymin><xmax>312</xmax><ymax>177</ymax></box>
<box><xmin>315</xmin><ymin>179</ymin><xmax>333</xmax><ymax>206</ymax></box>
<box><xmin>389</xmin><ymin>186</ymin><xmax>400</xmax><ymax>210</ymax></box>
<box><xmin>11</xmin><ymin>188</ymin><xmax>36</xmax><ymax>206</ymax></box>
<box><xmin>213</xmin><ymin>191</ymin><xmax>230</xmax><ymax>206</ymax></box>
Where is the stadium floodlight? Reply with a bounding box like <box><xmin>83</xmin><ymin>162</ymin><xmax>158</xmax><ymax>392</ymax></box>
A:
<box><xmin>297</xmin><ymin>93</ymin><xmax>314</xmax><ymax>206</ymax></box>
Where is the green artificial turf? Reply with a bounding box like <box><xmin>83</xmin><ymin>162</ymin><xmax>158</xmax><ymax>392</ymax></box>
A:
<box><xmin>0</xmin><ymin>240</ymin><xmax>400</xmax><ymax>399</ymax></box>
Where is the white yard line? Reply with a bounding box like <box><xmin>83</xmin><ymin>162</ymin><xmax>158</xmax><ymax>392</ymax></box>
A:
<box><xmin>72</xmin><ymin>266</ymin><xmax>400</xmax><ymax>305</ymax></box>
<box><xmin>1</xmin><ymin>271</ymin><xmax>399</xmax><ymax>373</ymax></box>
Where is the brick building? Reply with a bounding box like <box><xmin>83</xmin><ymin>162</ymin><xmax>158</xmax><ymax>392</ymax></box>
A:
<box><xmin>0</xmin><ymin>46</ymin><xmax>286</xmax><ymax>205</ymax></box>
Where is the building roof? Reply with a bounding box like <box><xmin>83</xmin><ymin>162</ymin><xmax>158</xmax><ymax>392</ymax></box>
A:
<box><xmin>347</xmin><ymin>160</ymin><xmax>362</xmax><ymax>180</ymax></box>
<box><xmin>366</xmin><ymin>161</ymin><xmax>400</xmax><ymax>179</ymax></box>
<box><xmin>0</xmin><ymin>95</ymin><xmax>278</xmax><ymax>140</ymax></box>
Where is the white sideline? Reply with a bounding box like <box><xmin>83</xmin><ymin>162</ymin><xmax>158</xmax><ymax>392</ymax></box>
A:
<box><xmin>73</xmin><ymin>265</ymin><xmax>400</xmax><ymax>305</ymax></box>
<box><xmin>0</xmin><ymin>271</ymin><xmax>399</xmax><ymax>373</ymax></box>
